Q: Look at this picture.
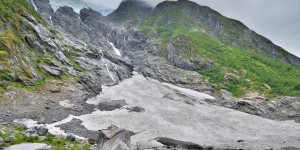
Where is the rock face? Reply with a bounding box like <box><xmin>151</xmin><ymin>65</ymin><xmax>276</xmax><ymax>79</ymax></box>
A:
<box><xmin>32</xmin><ymin>0</ymin><xmax>54</xmax><ymax>24</ymax></box>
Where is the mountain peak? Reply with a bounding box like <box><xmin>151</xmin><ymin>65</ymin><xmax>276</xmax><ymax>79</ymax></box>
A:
<box><xmin>107</xmin><ymin>0</ymin><xmax>153</xmax><ymax>24</ymax></box>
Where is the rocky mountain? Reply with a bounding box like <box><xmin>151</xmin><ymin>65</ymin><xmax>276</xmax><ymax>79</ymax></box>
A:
<box><xmin>1</xmin><ymin>0</ymin><xmax>300</xmax><ymax>149</ymax></box>
<box><xmin>107</xmin><ymin>0</ymin><xmax>153</xmax><ymax>25</ymax></box>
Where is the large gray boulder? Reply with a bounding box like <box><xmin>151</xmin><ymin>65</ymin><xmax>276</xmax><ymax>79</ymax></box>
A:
<box><xmin>5</xmin><ymin>143</ymin><xmax>52</xmax><ymax>150</ymax></box>
<box><xmin>97</xmin><ymin>125</ymin><xmax>135</xmax><ymax>150</ymax></box>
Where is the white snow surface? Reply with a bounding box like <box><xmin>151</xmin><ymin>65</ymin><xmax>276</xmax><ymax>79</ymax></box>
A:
<box><xmin>15</xmin><ymin>73</ymin><xmax>300</xmax><ymax>149</ymax></box>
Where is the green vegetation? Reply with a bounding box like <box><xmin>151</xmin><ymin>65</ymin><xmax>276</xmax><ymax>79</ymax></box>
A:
<box><xmin>140</xmin><ymin>22</ymin><xmax>300</xmax><ymax>98</ymax></box>
<box><xmin>64</xmin><ymin>48</ymin><xmax>85</xmax><ymax>73</ymax></box>
<box><xmin>0</xmin><ymin>126</ymin><xmax>90</xmax><ymax>150</ymax></box>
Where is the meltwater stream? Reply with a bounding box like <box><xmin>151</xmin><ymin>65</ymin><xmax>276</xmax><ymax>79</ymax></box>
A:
<box><xmin>14</xmin><ymin>73</ymin><xmax>300</xmax><ymax>149</ymax></box>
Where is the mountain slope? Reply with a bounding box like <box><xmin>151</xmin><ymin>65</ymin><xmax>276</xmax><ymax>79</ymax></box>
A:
<box><xmin>128</xmin><ymin>0</ymin><xmax>300</xmax><ymax>97</ymax></box>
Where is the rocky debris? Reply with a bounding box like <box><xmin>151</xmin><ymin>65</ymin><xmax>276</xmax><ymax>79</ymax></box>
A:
<box><xmin>23</xmin><ymin>126</ymin><xmax>48</xmax><ymax>136</ymax></box>
<box><xmin>47</xmin><ymin>86</ymin><xmax>61</xmax><ymax>93</ymax></box>
<box><xmin>59</xmin><ymin>100</ymin><xmax>78</xmax><ymax>110</ymax></box>
<box><xmin>97</xmin><ymin>125</ymin><xmax>135</xmax><ymax>150</ymax></box>
<box><xmin>5</xmin><ymin>143</ymin><xmax>52</xmax><ymax>150</ymax></box>
<box><xmin>66</xmin><ymin>134</ymin><xmax>76</xmax><ymax>141</ymax></box>
<box><xmin>56</xmin><ymin>118</ymin><xmax>99</xmax><ymax>142</ymax></box>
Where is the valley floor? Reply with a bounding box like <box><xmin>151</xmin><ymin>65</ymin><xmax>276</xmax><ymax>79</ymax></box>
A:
<box><xmin>10</xmin><ymin>73</ymin><xmax>300</xmax><ymax>149</ymax></box>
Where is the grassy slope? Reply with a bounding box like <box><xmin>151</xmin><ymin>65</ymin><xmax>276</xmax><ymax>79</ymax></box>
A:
<box><xmin>0</xmin><ymin>0</ymin><xmax>83</xmax><ymax>91</ymax></box>
<box><xmin>0</xmin><ymin>126</ymin><xmax>90</xmax><ymax>149</ymax></box>
<box><xmin>139</xmin><ymin>3</ymin><xmax>300</xmax><ymax>98</ymax></box>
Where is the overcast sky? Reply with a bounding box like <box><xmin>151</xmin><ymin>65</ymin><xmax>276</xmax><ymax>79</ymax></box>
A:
<box><xmin>83</xmin><ymin>0</ymin><xmax>300</xmax><ymax>57</ymax></box>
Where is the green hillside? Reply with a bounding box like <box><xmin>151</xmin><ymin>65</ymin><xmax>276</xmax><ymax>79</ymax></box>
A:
<box><xmin>139</xmin><ymin>1</ymin><xmax>300</xmax><ymax>98</ymax></box>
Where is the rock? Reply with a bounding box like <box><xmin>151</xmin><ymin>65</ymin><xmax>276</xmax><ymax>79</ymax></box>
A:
<box><xmin>126</xmin><ymin>106</ymin><xmax>145</xmax><ymax>113</ymax></box>
<box><xmin>155</xmin><ymin>137</ymin><xmax>206</xmax><ymax>149</ymax></box>
<box><xmin>48</xmin><ymin>86</ymin><xmax>61</xmax><ymax>93</ymax></box>
<box><xmin>97</xmin><ymin>125</ymin><xmax>135</xmax><ymax>150</ymax></box>
<box><xmin>23</xmin><ymin>126</ymin><xmax>39</xmax><ymax>137</ymax></box>
<box><xmin>37</xmin><ymin>126</ymin><xmax>48</xmax><ymax>136</ymax></box>
<box><xmin>4</xmin><ymin>135</ymin><xmax>15</xmax><ymax>143</ymax></box>
<box><xmin>98</xmin><ymin>100</ymin><xmax>128</xmax><ymax>111</ymax></box>
<box><xmin>0</xmin><ymin>137</ymin><xmax>3</xmax><ymax>143</ymax></box>
<box><xmin>40</xmin><ymin>64</ymin><xmax>61</xmax><ymax>76</ymax></box>
<box><xmin>5</xmin><ymin>143</ymin><xmax>52</xmax><ymax>150</ymax></box>
<box><xmin>38</xmin><ymin>116</ymin><xmax>46</xmax><ymax>124</ymax></box>
<box><xmin>66</xmin><ymin>134</ymin><xmax>76</xmax><ymax>141</ymax></box>
<box><xmin>0</xmin><ymin>129</ymin><xmax>6</xmax><ymax>135</ymax></box>
<box><xmin>39</xmin><ymin>136</ymin><xmax>47</xmax><ymax>141</ymax></box>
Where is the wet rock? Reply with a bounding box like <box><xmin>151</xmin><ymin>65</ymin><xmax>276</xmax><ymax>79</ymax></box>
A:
<box><xmin>97</xmin><ymin>125</ymin><xmax>135</xmax><ymax>150</ymax></box>
<box><xmin>37</xmin><ymin>126</ymin><xmax>48</xmax><ymax>136</ymax></box>
<box><xmin>66</xmin><ymin>134</ymin><xmax>76</xmax><ymax>141</ymax></box>
<box><xmin>5</xmin><ymin>143</ymin><xmax>52</xmax><ymax>150</ymax></box>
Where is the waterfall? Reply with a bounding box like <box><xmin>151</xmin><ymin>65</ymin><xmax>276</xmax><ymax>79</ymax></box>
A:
<box><xmin>49</xmin><ymin>16</ymin><xmax>53</xmax><ymax>25</ymax></box>
<box><xmin>30</xmin><ymin>0</ymin><xmax>38</xmax><ymax>11</ymax></box>
<box><xmin>108</xmin><ymin>41</ymin><xmax>121</xmax><ymax>56</ymax></box>
<box><xmin>105</xmin><ymin>64</ymin><xmax>115</xmax><ymax>82</ymax></box>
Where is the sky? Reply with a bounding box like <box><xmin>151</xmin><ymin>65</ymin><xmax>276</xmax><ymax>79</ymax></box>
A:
<box><xmin>83</xmin><ymin>0</ymin><xmax>300</xmax><ymax>57</ymax></box>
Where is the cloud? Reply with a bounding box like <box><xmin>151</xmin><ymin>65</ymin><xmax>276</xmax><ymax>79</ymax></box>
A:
<box><xmin>83</xmin><ymin>0</ymin><xmax>300</xmax><ymax>57</ymax></box>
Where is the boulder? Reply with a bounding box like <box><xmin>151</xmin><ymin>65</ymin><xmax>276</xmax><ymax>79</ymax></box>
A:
<box><xmin>97</xmin><ymin>125</ymin><xmax>135</xmax><ymax>150</ymax></box>
<box><xmin>5</xmin><ymin>143</ymin><xmax>52</xmax><ymax>150</ymax></box>
<box><xmin>4</xmin><ymin>135</ymin><xmax>15</xmax><ymax>143</ymax></box>
<box><xmin>37</xmin><ymin>126</ymin><xmax>48</xmax><ymax>136</ymax></box>
<box><xmin>66</xmin><ymin>134</ymin><xmax>75</xmax><ymax>141</ymax></box>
